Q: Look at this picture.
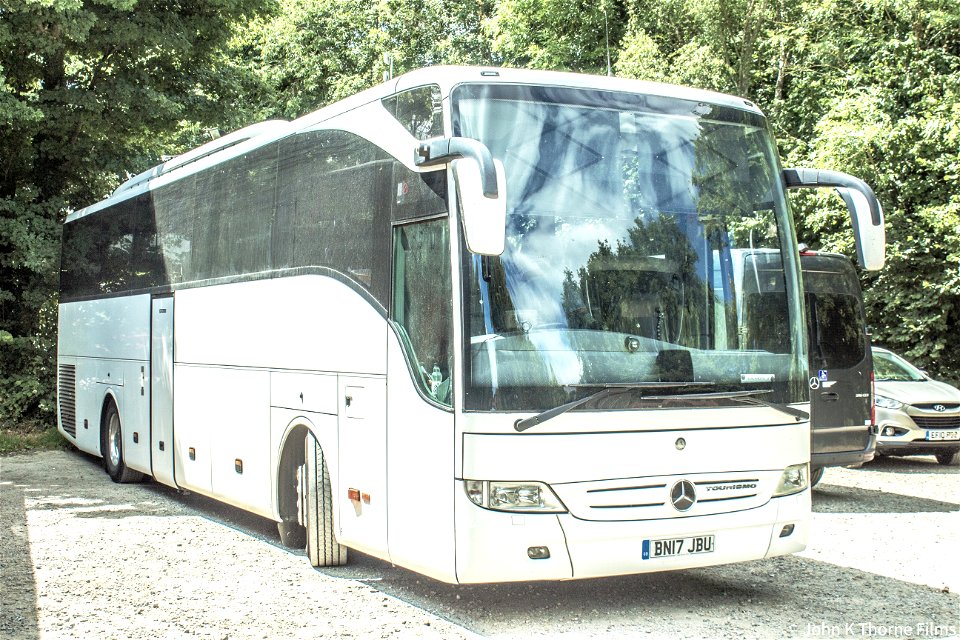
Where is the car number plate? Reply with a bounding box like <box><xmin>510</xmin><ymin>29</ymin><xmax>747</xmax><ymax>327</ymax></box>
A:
<box><xmin>927</xmin><ymin>430</ymin><xmax>960</xmax><ymax>441</ymax></box>
<box><xmin>642</xmin><ymin>534</ymin><xmax>715</xmax><ymax>560</ymax></box>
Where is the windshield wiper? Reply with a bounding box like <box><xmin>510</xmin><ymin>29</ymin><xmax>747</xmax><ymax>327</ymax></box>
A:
<box><xmin>514</xmin><ymin>382</ymin><xmax>714</xmax><ymax>432</ymax></box>
<box><xmin>513</xmin><ymin>386</ymin><xmax>808</xmax><ymax>432</ymax></box>
<box><xmin>634</xmin><ymin>389</ymin><xmax>808</xmax><ymax>422</ymax></box>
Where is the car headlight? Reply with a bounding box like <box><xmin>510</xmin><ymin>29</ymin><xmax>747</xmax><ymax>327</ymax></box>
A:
<box><xmin>464</xmin><ymin>480</ymin><xmax>567</xmax><ymax>513</ymax></box>
<box><xmin>773</xmin><ymin>463</ymin><xmax>809</xmax><ymax>497</ymax></box>
<box><xmin>874</xmin><ymin>395</ymin><xmax>904</xmax><ymax>410</ymax></box>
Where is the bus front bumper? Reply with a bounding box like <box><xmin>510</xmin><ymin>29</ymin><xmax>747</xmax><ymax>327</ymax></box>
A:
<box><xmin>453</xmin><ymin>486</ymin><xmax>809</xmax><ymax>583</ymax></box>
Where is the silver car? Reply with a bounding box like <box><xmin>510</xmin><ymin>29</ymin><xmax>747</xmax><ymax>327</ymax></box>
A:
<box><xmin>873</xmin><ymin>347</ymin><xmax>960</xmax><ymax>465</ymax></box>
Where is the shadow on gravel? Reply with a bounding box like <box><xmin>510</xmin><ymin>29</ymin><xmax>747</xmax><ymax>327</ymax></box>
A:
<box><xmin>0</xmin><ymin>481</ymin><xmax>40</xmax><ymax>640</ymax></box>
<box><xmin>57</xmin><ymin>448</ymin><xmax>285</xmax><ymax>541</ymax></box>
<box><xmin>812</xmin><ymin>483</ymin><xmax>959</xmax><ymax>514</ymax></box>
<box><xmin>318</xmin><ymin>552</ymin><xmax>960</xmax><ymax>639</ymax></box>
<box><xmin>861</xmin><ymin>455</ymin><xmax>959</xmax><ymax>475</ymax></box>
<box><xmin>22</xmin><ymin>449</ymin><xmax>956</xmax><ymax>639</ymax></box>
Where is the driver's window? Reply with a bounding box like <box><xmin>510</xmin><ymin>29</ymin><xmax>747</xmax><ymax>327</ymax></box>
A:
<box><xmin>392</xmin><ymin>219</ymin><xmax>453</xmax><ymax>406</ymax></box>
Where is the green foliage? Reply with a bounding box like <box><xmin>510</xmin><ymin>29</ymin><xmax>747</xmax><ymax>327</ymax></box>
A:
<box><xmin>487</xmin><ymin>0</ymin><xmax>622</xmax><ymax>72</ymax></box>
<box><xmin>229</xmin><ymin>0</ymin><xmax>499</xmax><ymax>120</ymax></box>
<box><xmin>0</xmin><ymin>0</ymin><xmax>267</xmax><ymax>422</ymax></box>
<box><xmin>0</xmin><ymin>423</ymin><xmax>68</xmax><ymax>455</ymax></box>
<box><xmin>780</xmin><ymin>0</ymin><xmax>960</xmax><ymax>379</ymax></box>
<box><xmin>3</xmin><ymin>0</ymin><xmax>959</xmax><ymax>406</ymax></box>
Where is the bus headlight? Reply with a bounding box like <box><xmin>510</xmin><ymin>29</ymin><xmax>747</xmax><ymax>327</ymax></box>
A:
<box><xmin>464</xmin><ymin>480</ymin><xmax>566</xmax><ymax>513</ymax></box>
<box><xmin>772</xmin><ymin>463</ymin><xmax>809</xmax><ymax>497</ymax></box>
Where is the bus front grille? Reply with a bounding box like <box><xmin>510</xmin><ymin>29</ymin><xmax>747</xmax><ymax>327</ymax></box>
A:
<box><xmin>553</xmin><ymin>472</ymin><xmax>777</xmax><ymax>521</ymax></box>
<box><xmin>58</xmin><ymin>364</ymin><xmax>77</xmax><ymax>438</ymax></box>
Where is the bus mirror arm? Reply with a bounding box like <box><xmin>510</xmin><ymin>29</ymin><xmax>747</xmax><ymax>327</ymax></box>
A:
<box><xmin>415</xmin><ymin>137</ymin><xmax>499</xmax><ymax>199</ymax></box>
<box><xmin>782</xmin><ymin>167</ymin><xmax>886</xmax><ymax>271</ymax></box>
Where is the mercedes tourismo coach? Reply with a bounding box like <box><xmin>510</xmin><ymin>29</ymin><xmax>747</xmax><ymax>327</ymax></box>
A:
<box><xmin>56</xmin><ymin>66</ymin><xmax>885</xmax><ymax>583</ymax></box>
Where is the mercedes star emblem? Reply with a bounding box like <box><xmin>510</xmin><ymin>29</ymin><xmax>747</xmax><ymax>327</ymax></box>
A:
<box><xmin>670</xmin><ymin>480</ymin><xmax>697</xmax><ymax>512</ymax></box>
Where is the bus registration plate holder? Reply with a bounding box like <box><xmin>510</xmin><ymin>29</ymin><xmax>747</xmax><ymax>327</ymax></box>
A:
<box><xmin>642</xmin><ymin>534</ymin><xmax>715</xmax><ymax>560</ymax></box>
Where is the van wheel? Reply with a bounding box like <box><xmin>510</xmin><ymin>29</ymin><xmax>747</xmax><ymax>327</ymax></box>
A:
<box><xmin>935</xmin><ymin>450</ymin><xmax>959</xmax><ymax>466</ymax></box>
<box><xmin>810</xmin><ymin>466</ymin><xmax>825</xmax><ymax>487</ymax></box>
<box><xmin>301</xmin><ymin>432</ymin><xmax>347</xmax><ymax>567</ymax></box>
<box><xmin>102</xmin><ymin>402</ymin><xmax>143</xmax><ymax>484</ymax></box>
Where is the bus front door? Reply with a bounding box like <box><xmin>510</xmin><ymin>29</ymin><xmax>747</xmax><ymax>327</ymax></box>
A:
<box><xmin>151</xmin><ymin>295</ymin><xmax>176</xmax><ymax>487</ymax></box>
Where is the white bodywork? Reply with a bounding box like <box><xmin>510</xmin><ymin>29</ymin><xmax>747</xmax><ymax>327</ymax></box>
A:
<box><xmin>57</xmin><ymin>66</ymin><xmax>810</xmax><ymax>585</ymax></box>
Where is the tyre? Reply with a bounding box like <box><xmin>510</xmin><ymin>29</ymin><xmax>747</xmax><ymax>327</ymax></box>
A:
<box><xmin>935</xmin><ymin>450</ymin><xmax>960</xmax><ymax>466</ymax></box>
<box><xmin>102</xmin><ymin>402</ymin><xmax>143</xmax><ymax>484</ymax></box>
<box><xmin>810</xmin><ymin>466</ymin><xmax>825</xmax><ymax>487</ymax></box>
<box><xmin>277</xmin><ymin>520</ymin><xmax>306</xmax><ymax>549</ymax></box>
<box><xmin>300</xmin><ymin>432</ymin><xmax>347</xmax><ymax>567</ymax></box>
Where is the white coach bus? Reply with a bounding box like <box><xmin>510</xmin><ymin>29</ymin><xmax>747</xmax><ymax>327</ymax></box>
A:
<box><xmin>57</xmin><ymin>66</ymin><xmax>884</xmax><ymax>583</ymax></box>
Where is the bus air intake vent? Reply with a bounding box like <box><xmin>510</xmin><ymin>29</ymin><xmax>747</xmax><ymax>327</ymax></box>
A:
<box><xmin>58</xmin><ymin>364</ymin><xmax>77</xmax><ymax>438</ymax></box>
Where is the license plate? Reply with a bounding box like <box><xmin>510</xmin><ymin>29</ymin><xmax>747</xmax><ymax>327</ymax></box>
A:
<box><xmin>642</xmin><ymin>535</ymin><xmax>715</xmax><ymax>560</ymax></box>
<box><xmin>927</xmin><ymin>430</ymin><xmax>960</xmax><ymax>441</ymax></box>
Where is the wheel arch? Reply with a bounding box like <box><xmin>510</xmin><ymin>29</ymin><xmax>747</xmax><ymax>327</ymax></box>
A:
<box><xmin>275</xmin><ymin>416</ymin><xmax>338</xmax><ymax>523</ymax></box>
<box><xmin>98</xmin><ymin>388</ymin><xmax>122</xmax><ymax>459</ymax></box>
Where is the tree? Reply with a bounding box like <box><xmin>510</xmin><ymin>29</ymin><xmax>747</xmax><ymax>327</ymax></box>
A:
<box><xmin>229</xmin><ymin>0</ymin><xmax>499</xmax><ymax>122</ymax></box>
<box><xmin>0</xmin><ymin>0</ymin><xmax>266</xmax><ymax>422</ymax></box>
<box><xmin>486</xmin><ymin>0</ymin><xmax>624</xmax><ymax>72</ymax></box>
<box><xmin>779</xmin><ymin>0</ymin><xmax>960</xmax><ymax>379</ymax></box>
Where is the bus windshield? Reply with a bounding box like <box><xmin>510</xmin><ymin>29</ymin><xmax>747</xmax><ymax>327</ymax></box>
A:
<box><xmin>453</xmin><ymin>83</ymin><xmax>806</xmax><ymax>412</ymax></box>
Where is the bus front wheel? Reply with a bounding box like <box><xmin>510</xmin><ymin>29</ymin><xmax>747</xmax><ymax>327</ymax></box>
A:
<box><xmin>102</xmin><ymin>402</ymin><xmax>143</xmax><ymax>484</ymax></box>
<box><xmin>300</xmin><ymin>433</ymin><xmax>347</xmax><ymax>567</ymax></box>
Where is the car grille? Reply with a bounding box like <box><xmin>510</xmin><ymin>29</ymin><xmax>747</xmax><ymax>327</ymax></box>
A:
<box><xmin>911</xmin><ymin>415</ymin><xmax>960</xmax><ymax>429</ymax></box>
<box><xmin>912</xmin><ymin>403</ymin><xmax>960</xmax><ymax>411</ymax></box>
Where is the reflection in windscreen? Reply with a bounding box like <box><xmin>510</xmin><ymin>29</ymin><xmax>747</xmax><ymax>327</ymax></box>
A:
<box><xmin>453</xmin><ymin>84</ymin><xmax>805</xmax><ymax>411</ymax></box>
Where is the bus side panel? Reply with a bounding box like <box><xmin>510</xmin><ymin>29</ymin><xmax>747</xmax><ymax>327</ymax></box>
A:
<box><xmin>209</xmin><ymin>368</ymin><xmax>271</xmax><ymax>516</ymax></box>
<box><xmin>172</xmin><ymin>364</ymin><xmax>214</xmax><ymax>495</ymax></box>
<box><xmin>385</xmin><ymin>333</ymin><xmax>457</xmax><ymax>584</ymax></box>
<box><xmin>121</xmin><ymin>359</ymin><xmax>151</xmax><ymax>475</ymax></box>
<box><xmin>172</xmin><ymin>276</ymin><xmax>387</xmax><ymax>519</ymax></box>
<box><xmin>336</xmin><ymin>374</ymin><xmax>388</xmax><ymax>559</ymax></box>
<box><xmin>173</xmin><ymin>276</ymin><xmax>387</xmax><ymax>375</ymax></box>
<box><xmin>173</xmin><ymin>365</ymin><xmax>272</xmax><ymax>517</ymax></box>
<box><xmin>57</xmin><ymin>296</ymin><xmax>151</xmax><ymax>460</ymax></box>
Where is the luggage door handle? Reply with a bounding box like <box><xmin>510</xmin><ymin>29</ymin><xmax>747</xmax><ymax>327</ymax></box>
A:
<box><xmin>820</xmin><ymin>392</ymin><xmax>840</xmax><ymax>402</ymax></box>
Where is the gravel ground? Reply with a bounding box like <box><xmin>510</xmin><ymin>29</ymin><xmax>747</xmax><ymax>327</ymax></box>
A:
<box><xmin>2</xmin><ymin>449</ymin><xmax>957</xmax><ymax>640</ymax></box>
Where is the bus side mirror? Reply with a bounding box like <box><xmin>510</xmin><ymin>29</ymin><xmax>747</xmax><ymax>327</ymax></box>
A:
<box><xmin>414</xmin><ymin>137</ymin><xmax>507</xmax><ymax>256</ymax></box>
<box><xmin>452</xmin><ymin>158</ymin><xmax>506</xmax><ymax>256</ymax></box>
<box><xmin>783</xmin><ymin>168</ymin><xmax>886</xmax><ymax>271</ymax></box>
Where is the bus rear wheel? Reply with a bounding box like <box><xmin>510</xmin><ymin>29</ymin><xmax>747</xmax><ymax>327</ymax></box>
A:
<box><xmin>300</xmin><ymin>432</ymin><xmax>347</xmax><ymax>567</ymax></box>
<box><xmin>102</xmin><ymin>402</ymin><xmax>143</xmax><ymax>484</ymax></box>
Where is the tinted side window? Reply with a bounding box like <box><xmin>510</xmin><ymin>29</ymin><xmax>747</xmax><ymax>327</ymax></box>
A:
<box><xmin>277</xmin><ymin>130</ymin><xmax>393</xmax><ymax>303</ymax></box>
<box><xmin>61</xmin><ymin>194</ymin><xmax>163</xmax><ymax>298</ymax></box>
<box><xmin>382</xmin><ymin>85</ymin><xmax>444</xmax><ymax>140</ymax></box>
<box><xmin>62</xmin><ymin>129</ymin><xmax>439</xmax><ymax>310</ymax></box>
